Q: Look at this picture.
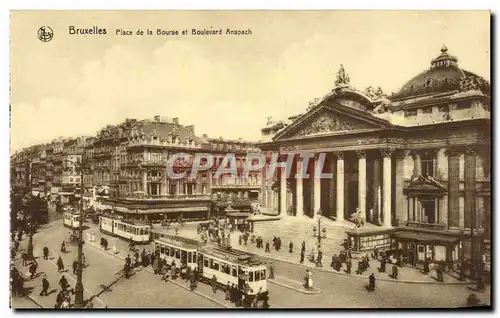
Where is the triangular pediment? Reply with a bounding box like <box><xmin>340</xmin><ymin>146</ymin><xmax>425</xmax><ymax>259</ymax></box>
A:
<box><xmin>404</xmin><ymin>175</ymin><xmax>447</xmax><ymax>196</ymax></box>
<box><xmin>274</xmin><ymin>102</ymin><xmax>390</xmax><ymax>140</ymax></box>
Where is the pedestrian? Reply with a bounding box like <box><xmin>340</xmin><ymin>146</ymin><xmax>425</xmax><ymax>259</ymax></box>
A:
<box><xmin>317</xmin><ymin>250</ymin><xmax>323</xmax><ymax>267</ymax></box>
<box><xmin>368</xmin><ymin>273</ymin><xmax>376</xmax><ymax>291</ymax></box>
<box><xmin>346</xmin><ymin>259</ymin><xmax>352</xmax><ymax>274</ymax></box>
<box><xmin>211</xmin><ymin>274</ymin><xmax>217</xmax><ymax>294</ymax></box>
<box><xmin>29</xmin><ymin>260</ymin><xmax>38</xmax><ymax>278</ymax></box>
<box><xmin>91</xmin><ymin>233</ymin><xmax>96</xmax><ymax>243</ymax></box>
<box><xmin>424</xmin><ymin>258</ymin><xmax>430</xmax><ymax>274</ymax></box>
<box><xmin>57</xmin><ymin>256</ymin><xmax>65</xmax><ymax>272</ymax></box>
<box><xmin>300</xmin><ymin>251</ymin><xmax>305</xmax><ymax>264</ymax></box>
<box><xmin>225</xmin><ymin>282</ymin><xmax>231</xmax><ymax>300</ymax></box>
<box><xmin>301</xmin><ymin>241</ymin><xmax>306</xmax><ymax>253</ymax></box>
<box><xmin>380</xmin><ymin>257</ymin><xmax>386</xmax><ymax>273</ymax></box>
<box><xmin>21</xmin><ymin>252</ymin><xmax>28</xmax><ymax>266</ymax></box>
<box><xmin>262</xmin><ymin>300</ymin><xmax>270</xmax><ymax>308</ymax></box>
<box><xmin>72</xmin><ymin>259</ymin><xmax>78</xmax><ymax>275</ymax></box>
<box><xmin>391</xmin><ymin>264</ymin><xmax>398</xmax><ymax>279</ymax></box>
<box><xmin>304</xmin><ymin>269</ymin><xmax>313</xmax><ymax>289</ymax></box>
<box><xmin>269</xmin><ymin>263</ymin><xmax>275</xmax><ymax>279</ymax></box>
<box><xmin>289</xmin><ymin>241</ymin><xmax>293</xmax><ymax>254</ymax></box>
<box><xmin>61</xmin><ymin>241</ymin><xmax>66</xmax><ymax>253</ymax></box>
<box><xmin>239</xmin><ymin>235</ymin><xmax>242</xmax><ymax>245</ymax></box>
<box><xmin>14</xmin><ymin>239</ymin><xmax>20</xmax><ymax>251</ymax></box>
<box><xmin>265</xmin><ymin>241</ymin><xmax>270</xmax><ymax>253</ymax></box>
<box><xmin>43</xmin><ymin>246</ymin><xmax>49</xmax><ymax>260</ymax></box>
<box><xmin>40</xmin><ymin>275</ymin><xmax>49</xmax><ymax>296</ymax></box>
<box><xmin>59</xmin><ymin>275</ymin><xmax>69</xmax><ymax>290</ymax></box>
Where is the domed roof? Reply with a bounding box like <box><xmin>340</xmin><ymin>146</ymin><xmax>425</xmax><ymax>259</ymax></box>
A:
<box><xmin>391</xmin><ymin>45</ymin><xmax>487</xmax><ymax>100</ymax></box>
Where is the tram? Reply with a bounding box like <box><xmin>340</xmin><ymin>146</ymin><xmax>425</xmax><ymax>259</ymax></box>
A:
<box><xmin>154</xmin><ymin>235</ymin><xmax>201</xmax><ymax>270</ymax></box>
<box><xmin>198</xmin><ymin>246</ymin><xmax>268</xmax><ymax>296</ymax></box>
<box><xmin>63</xmin><ymin>211</ymin><xmax>82</xmax><ymax>229</ymax></box>
<box><xmin>99</xmin><ymin>214</ymin><xmax>152</xmax><ymax>244</ymax></box>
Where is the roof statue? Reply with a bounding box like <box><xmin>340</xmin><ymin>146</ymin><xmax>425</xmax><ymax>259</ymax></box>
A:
<box><xmin>334</xmin><ymin>64</ymin><xmax>350</xmax><ymax>88</ymax></box>
<box><xmin>266</xmin><ymin>116</ymin><xmax>273</xmax><ymax>125</ymax></box>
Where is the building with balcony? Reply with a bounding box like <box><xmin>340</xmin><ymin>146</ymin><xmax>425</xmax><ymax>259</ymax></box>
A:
<box><xmin>258</xmin><ymin>46</ymin><xmax>490</xmax><ymax>271</ymax></box>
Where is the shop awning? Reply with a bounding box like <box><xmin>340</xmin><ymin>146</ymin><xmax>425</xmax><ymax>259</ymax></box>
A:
<box><xmin>392</xmin><ymin>231</ymin><xmax>459</xmax><ymax>244</ymax></box>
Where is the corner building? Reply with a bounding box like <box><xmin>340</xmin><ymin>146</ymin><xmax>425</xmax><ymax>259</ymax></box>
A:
<box><xmin>258</xmin><ymin>46</ymin><xmax>490</xmax><ymax>269</ymax></box>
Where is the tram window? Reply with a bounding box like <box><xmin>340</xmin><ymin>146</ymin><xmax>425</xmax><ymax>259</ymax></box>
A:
<box><xmin>160</xmin><ymin>246</ymin><xmax>165</xmax><ymax>254</ymax></box>
<box><xmin>249</xmin><ymin>271</ymin><xmax>254</xmax><ymax>282</ymax></box>
<box><xmin>175</xmin><ymin>250</ymin><xmax>180</xmax><ymax>259</ymax></box>
<box><xmin>222</xmin><ymin>263</ymin><xmax>231</xmax><ymax>274</ymax></box>
<box><xmin>204</xmin><ymin>258</ymin><xmax>209</xmax><ymax>267</ymax></box>
<box><xmin>211</xmin><ymin>261</ymin><xmax>219</xmax><ymax>271</ymax></box>
<box><xmin>170</xmin><ymin>248</ymin><xmax>175</xmax><ymax>257</ymax></box>
<box><xmin>165</xmin><ymin>247</ymin><xmax>170</xmax><ymax>255</ymax></box>
<box><xmin>232</xmin><ymin>266</ymin><xmax>238</xmax><ymax>277</ymax></box>
<box><xmin>255</xmin><ymin>271</ymin><xmax>260</xmax><ymax>281</ymax></box>
<box><xmin>193</xmin><ymin>252</ymin><xmax>197</xmax><ymax>263</ymax></box>
<box><xmin>238</xmin><ymin>267</ymin><xmax>244</xmax><ymax>275</ymax></box>
<box><xmin>188</xmin><ymin>252</ymin><xmax>192</xmax><ymax>263</ymax></box>
<box><xmin>260</xmin><ymin>269</ymin><xmax>266</xmax><ymax>280</ymax></box>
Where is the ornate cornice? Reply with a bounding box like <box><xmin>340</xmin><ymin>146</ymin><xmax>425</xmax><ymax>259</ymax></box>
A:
<box><xmin>445</xmin><ymin>147</ymin><xmax>463</xmax><ymax>157</ymax></box>
<box><xmin>395</xmin><ymin>150</ymin><xmax>407</xmax><ymax>160</ymax></box>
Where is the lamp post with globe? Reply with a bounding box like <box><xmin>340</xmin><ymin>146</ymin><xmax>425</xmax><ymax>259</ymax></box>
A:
<box><xmin>312</xmin><ymin>210</ymin><xmax>327</xmax><ymax>266</ymax></box>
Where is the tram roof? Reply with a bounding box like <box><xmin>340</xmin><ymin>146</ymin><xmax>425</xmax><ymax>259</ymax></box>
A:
<box><xmin>100</xmin><ymin>214</ymin><xmax>151</xmax><ymax>227</ymax></box>
<box><xmin>154</xmin><ymin>234</ymin><xmax>203</xmax><ymax>250</ymax></box>
<box><xmin>200</xmin><ymin>246</ymin><xmax>265</xmax><ymax>268</ymax></box>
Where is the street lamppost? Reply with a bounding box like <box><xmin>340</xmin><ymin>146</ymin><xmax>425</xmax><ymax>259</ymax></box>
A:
<box><xmin>64</xmin><ymin>156</ymin><xmax>89</xmax><ymax>307</ymax></box>
<box><xmin>312</xmin><ymin>210</ymin><xmax>327</xmax><ymax>267</ymax></box>
<box><xmin>26</xmin><ymin>160</ymin><xmax>34</xmax><ymax>260</ymax></box>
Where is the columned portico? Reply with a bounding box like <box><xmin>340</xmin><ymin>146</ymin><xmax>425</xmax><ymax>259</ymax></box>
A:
<box><xmin>335</xmin><ymin>152</ymin><xmax>345</xmax><ymax>221</ymax></box>
<box><xmin>357</xmin><ymin>150</ymin><xmax>367</xmax><ymax>220</ymax></box>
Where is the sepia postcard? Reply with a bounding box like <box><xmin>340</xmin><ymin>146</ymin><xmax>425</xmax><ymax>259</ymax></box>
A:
<box><xmin>9</xmin><ymin>10</ymin><xmax>491</xmax><ymax>309</ymax></box>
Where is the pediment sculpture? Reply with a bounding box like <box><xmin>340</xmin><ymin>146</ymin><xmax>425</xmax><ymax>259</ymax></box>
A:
<box><xmin>295</xmin><ymin>113</ymin><xmax>352</xmax><ymax>137</ymax></box>
<box><xmin>334</xmin><ymin>64</ymin><xmax>350</xmax><ymax>88</ymax></box>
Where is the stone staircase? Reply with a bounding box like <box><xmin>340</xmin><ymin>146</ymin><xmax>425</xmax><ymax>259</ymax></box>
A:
<box><xmin>251</xmin><ymin>215</ymin><xmax>353</xmax><ymax>257</ymax></box>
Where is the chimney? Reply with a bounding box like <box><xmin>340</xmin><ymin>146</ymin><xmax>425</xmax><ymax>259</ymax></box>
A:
<box><xmin>154</xmin><ymin>115</ymin><xmax>161</xmax><ymax>122</ymax></box>
<box><xmin>172</xmin><ymin>117</ymin><xmax>179</xmax><ymax>126</ymax></box>
<box><xmin>185</xmin><ymin>125</ymin><xmax>195</xmax><ymax>135</ymax></box>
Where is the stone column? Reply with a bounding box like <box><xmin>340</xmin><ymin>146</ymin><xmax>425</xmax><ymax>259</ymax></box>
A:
<box><xmin>446</xmin><ymin>148</ymin><xmax>460</xmax><ymax>228</ymax></box>
<box><xmin>280</xmin><ymin>166</ymin><xmax>287</xmax><ymax>216</ymax></box>
<box><xmin>142</xmin><ymin>170</ymin><xmax>147</xmax><ymax>194</ymax></box>
<box><xmin>411</xmin><ymin>150</ymin><xmax>421</xmax><ymax>177</ymax></box>
<box><xmin>161</xmin><ymin>171</ymin><xmax>168</xmax><ymax>195</ymax></box>
<box><xmin>296</xmin><ymin>158</ymin><xmax>304</xmax><ymax>217</ymax></box>
<box><xmin>395</xmin><ymin>150</ymin><xmax>406</xmax><ymax>226</ymax></box>
<box><xmin>313</xmin><ymin>154</ymin><xmax>321</xmax><ymax>215</ymax></box>
<box><xmin>381</xmin><ymin>148</ymin><xmax>393</xmax><ymax>227</ymax></box>
<box><xmin>372</xmin><ymin>157</ymin><xmax>381</xmax><ymax>224</ymax></box>
<box><xmin>336</xmin><ymin>152</ymin><xmax>344</xmax><ymax>221</ymax></box>
<box><xmin>328</xmin><ymin>153</ymin><xmax>336</xmax><ymax>218</ymax></box>
<box><xmin>464</xmin><ymin>146</ymin><xmax>477</xmax><ymax>229</ymax></box>
<box><xmin>357</xmin><ymin>150</ymin><xmax>367</xmax><ymax>220</ymax></box>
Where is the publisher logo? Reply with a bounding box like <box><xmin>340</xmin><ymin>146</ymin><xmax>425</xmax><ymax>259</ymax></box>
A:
<box><xmin>37</xmin><ymin>26</ymin><xmax>53</xmax><ymax>42</ymax></box>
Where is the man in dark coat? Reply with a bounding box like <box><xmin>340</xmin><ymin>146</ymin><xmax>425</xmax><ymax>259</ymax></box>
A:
<box><xmin>72</xmin><ymin>259</ymin><xmax>78</xmax><ymax>275</ymax></box>
<box><xmin>43</xmin><ymin>246</ymin><xmax>49</xmax><ymax>260</ymax></box>
<box><xmin>211</xmin><ymin>274</ymin><xmax>217</xmax><ymax>294</ymax></box>
<box><xmin>289</xmin><ymin>241</ymin><xmax>293</xmax><ymax>253</ymax></box>
<box><xmin>40</xmin><ymin>275</ymin><xmax>50</xmax><ymax>296</ymax></box>
<box><xmin>391</xmin><ymin>264</ymin><xmax>398</xmax><ymax>279</ymax></box>
<box><xmin>346</xmin><ymin>259</ymin><xmax>352</xmax><ymax>274</ymax></box>
<box><xmin>301</xmin><ymin>241</ymin><xmax>306</xmax><ymax>254</ymax></box>
<box><xmin>57</xmin><ymin>256</ymin><xmax>65</xmax><ymax>272</ymax></box>
<box><xmin>368</xmin><ymin>273</ymin><xmax>376</xmax><ymax>291</ymax></box>
<box><xmin>423</xmin><ymin>258</ymin><xmax>430</xmax><ymax>274</ymax></box>
<box><xmin>59</xmin><ymin>275</ymin><xmax>69</xmax><ymax>290</ymax></box>
<box><xmin>380</xmin><ymin>257</ymin><xmax>386</xmax><ymax>273</ymax></box>
<box><xmin>265</xmin><ymin>241</ymin><xmax>270</xmax><ymax>253</ymax></box>
<box><xmin>300</xmin><ymin>251</ymin><xmax>305</xmax><ymax>264</ymax></box>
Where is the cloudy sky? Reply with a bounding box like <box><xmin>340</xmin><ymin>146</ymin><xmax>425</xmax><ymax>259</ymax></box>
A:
<box><xmin>10</xmin><ymin>10</ymin><xmax>490</xmax><ymax>152</ymax></box>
